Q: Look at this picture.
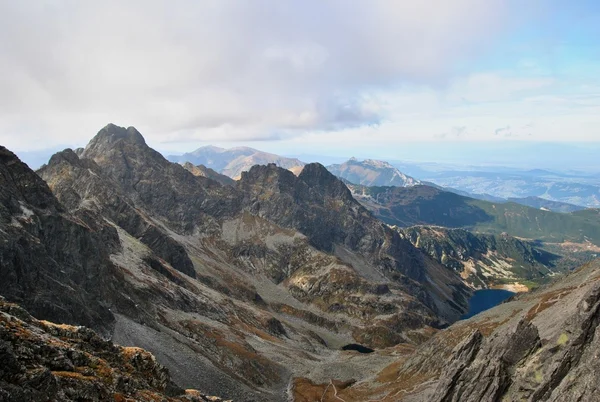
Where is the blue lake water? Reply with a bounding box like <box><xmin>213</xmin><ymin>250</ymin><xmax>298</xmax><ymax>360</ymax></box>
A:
<box><xmin>461</xmin><ymin>289</ymin><xmax>515</xmax><ymax>319</ymax></box>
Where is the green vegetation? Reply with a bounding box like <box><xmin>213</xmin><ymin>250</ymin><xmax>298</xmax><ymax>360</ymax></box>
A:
<box><xmin>467</xmin><ymin>200</ymin><xmax>600</xmax><ymax>244</ymax></box>
<box><xmin>350</xmin><ymin>184</ymin><xmax>600</xmax><ymax>246</ymax></box>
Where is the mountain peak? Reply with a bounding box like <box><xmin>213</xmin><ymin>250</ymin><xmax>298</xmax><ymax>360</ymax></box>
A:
<box><xmin>363</xmin><ymin>159</ymin><xmax>394</xmax><ymax>169</ymax></box>
<box><xmin>82</xmin><ymin>124</ymin><xmax>155</xmax><ymax>164</ymax></box>
<box><xmin>89</xmin><ymin>124</ymin><xmax>146</xmax><ymax>148</ymax></box>
<box><xmin>298</xmin><ymin>162</ymin><xmax>339</xmax><ymax>185</ymax></box>
<box><xmin>327</xmin><ymin>158</ymin><xmax>421</xmax><ymax>187</ymax></box>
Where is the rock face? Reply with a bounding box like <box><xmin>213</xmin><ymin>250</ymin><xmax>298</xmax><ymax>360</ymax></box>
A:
<box><xmin>327</xmin><ymin>158</ymin><xmax>421</xmax><ymax>187</ymax></box>
<box><xmin>39</xmin><ymin>147</ymin><xmax>197</xmax><ymax>278</ymax></box>
<box><xmin>428</xmin><ymin>271</ymin><xmax>600</xmax><ymax>402</ymax></box>
<box><xmin>0</xmin><ymin>146</ymin><xmax>118</xmax><ymax>335</ymax></box>
<box><xmin>168</xmin><ymin>144</ymin><xmax>305</xmax><ymax>179</ymax></box>
<box><xmin>0</xmin><ymin>298</ymin><xmax>225</xmax><ymax>402</ymax></box>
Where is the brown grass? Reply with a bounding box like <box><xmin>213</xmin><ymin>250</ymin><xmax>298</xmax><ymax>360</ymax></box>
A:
<box><xmin>52</xmin><ymin>371</ymin><xmax>96</xmax><ymax>381</ymax></box>
<box><xmin>525</xmin><ymin>287</ymin><xmax>575</xmax><ymax>321</ymax></box>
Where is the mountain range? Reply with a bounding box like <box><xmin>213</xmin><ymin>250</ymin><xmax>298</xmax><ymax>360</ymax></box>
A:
<box><xmin>415</xmin><ymin>167</ymin><xmax>600</xmax><ymax>208</ymax></box>
<box><xmin>2</xmin><ymin>124</ymin><xmax>600</xmax><ymax>401</ymax></box>
<box><xmin>4</xmin><ymin>124</ymin><xmax>472</xmax><ymax>400</ymax></box>
<box><xmin>168</xmin><ymin>145</ymin><xmax>305</xmax><ymax>179</ymax></box>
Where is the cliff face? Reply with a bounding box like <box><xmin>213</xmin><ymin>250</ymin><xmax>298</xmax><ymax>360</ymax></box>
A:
<box><xmin>427</xmin><ymin>262</ymin><xmax>600</xmax><ymax>402</ymax></box>
<box><xmin>0</xmin><ymin>146</ymin><xmax>118</xmax><ymax>335</ymax></box>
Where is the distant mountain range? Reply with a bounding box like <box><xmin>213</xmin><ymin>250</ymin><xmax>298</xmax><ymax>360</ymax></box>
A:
<box><xmin>327</xmin><ymin>158</ymin><xmax>421</xmax><ymax>187</ymax></box>
<box><xmin>418</xmin><ymin>167</ymin><xmax>600</xmax><ymax>208</ymax></box>
<box><xmin>168</xmin><ymin>145</ymin><xmax>305</xmax><ymax>179</ymax></box>
<box><xmin>166</xmin><ymin>145</ymin><xmax>599</xmax><ymax>211</ymax></box>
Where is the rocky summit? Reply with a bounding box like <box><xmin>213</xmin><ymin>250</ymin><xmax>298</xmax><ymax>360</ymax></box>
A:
<box><xmin>1</xmin><ymin>124</ymin><xmax>600</xmax><ymax>401</ymax></box>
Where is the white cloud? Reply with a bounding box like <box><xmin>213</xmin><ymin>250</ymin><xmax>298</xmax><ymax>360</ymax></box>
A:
<box><xmin>0</xmin><ymin>0</ymin><xmax>513</xmax><ymax>150</ymax></box>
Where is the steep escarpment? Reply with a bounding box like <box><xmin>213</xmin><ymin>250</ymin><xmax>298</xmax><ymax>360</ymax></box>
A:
<box><xmin>239</xmin><ymin>163</ymin><xmax>470</xmax><ymax>324</ymax></box>
<box><xmin>427</xmin><ymin>263</ymin><xmax>600</xmax><ymax>402</ymax></box>
<box><xmin>0</xmin><ymin>146</ymin><xmax>118</xmax><ymax>335</ymax></box>
<box><xmin>81</xmin><ymin>124</ymin><xmax>241</xmax><ymax>234</ymax></box>
<box><xmin>39</xmin><ymin>148</ymin><xmax>196</xmax><ymax>278</ymax></box>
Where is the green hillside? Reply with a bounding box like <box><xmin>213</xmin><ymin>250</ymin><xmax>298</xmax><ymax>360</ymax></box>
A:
<box><xmin>348</xmin><ymin>184</ymin><xmax>600</xmax><ymax>245</ymax></box>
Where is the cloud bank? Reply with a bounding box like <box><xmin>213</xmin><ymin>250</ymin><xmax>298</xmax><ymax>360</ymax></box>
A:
<box><xmin>1</xmin><ymin>0</ymin><xmax>598</xmax><ymax>153</ymax></box>
<box><xmin>0</xmin><ymin>0</ymin><xmax>512</xmax><ymax>149</ymax></box>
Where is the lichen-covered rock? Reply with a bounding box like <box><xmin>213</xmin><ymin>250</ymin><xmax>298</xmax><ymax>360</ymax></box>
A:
<box><xmin>0</xmin><ymin>299</ymin><xmax>228</xmax><ymax>402</ymax></box>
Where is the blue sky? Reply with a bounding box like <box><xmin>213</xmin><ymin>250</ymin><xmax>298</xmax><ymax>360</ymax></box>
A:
<box><xmin>1</xmin><ymin>1</ymin><xmax>599</xmax><ymax>168</ymax></box>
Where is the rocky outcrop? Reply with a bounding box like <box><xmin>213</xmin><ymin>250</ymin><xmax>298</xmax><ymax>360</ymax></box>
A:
<box><xmin>0</xmin><ymin>146</ymin><xmax>118</xmax><ymax>335</ymax></box>
<box><xmin>38</xmin><ymin>148</ymin><xmax>196</xmax><ymax>278</ymax></box>
<box><xmin>0</xmin><ymin>298</ymin><xmax>227</xmax><ymax>401</ymax></box>
<box><xmin>431</xmin><ymin>320</ymin><xmax>541</xmax><ymax>402</ymax></box>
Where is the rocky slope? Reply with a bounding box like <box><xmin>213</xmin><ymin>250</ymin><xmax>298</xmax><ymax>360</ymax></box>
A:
<box><xmin>396</xmin><ymin>226</ymin><xmax>561</xmax><ymax>290</ymax></box>
<box><xmin>168</xmin><ymin>145</ymin><xmax>305</xmax><ymax>179</ymax></box>
<box><xmin>327</xmin><ymin>158</ymin><xmax>421</xmax><ymax>187</ymax></box>
<box><xmin>0</xmin><ymin>123</ymin><xmax>471</xmax><ymax>400</ymax></box>
<box><xmin>291</xmin><ymin>258</ymin><xmax>600</xmax><ymax>401</ymax></box>
<box><xmin>0</xmin><ymin>297</ymin><xmax>225</xmax><ymax>401</ymax></box>
<box><xmin>182</xmin><ymin>162</ymin><xmax>236</xmax><ymax>186</ymax></box>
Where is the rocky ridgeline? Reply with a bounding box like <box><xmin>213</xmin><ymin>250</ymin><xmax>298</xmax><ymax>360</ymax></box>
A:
<box><xmin>0</xmin><ymin>297</ymin><xmax>227</xmax><ymax>401</ymax></box>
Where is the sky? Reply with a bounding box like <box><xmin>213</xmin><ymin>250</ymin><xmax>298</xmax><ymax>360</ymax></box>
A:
<box><xmin>1</xmin><ymin>1</ymin><xmax>600</xmax><ymax>168</ymax></box>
